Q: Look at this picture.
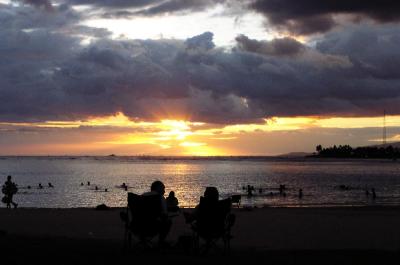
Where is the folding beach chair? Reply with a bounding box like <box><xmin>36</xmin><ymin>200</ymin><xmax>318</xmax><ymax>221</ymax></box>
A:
<box><xmin>189</xmin><ymin>197</ymin><xmax>235</xmax><ymax>254</ymax></box>
<box><xmin>120</xmin><ymin>192</ymin><xmax>163</xmax><ymax>250</ymax></box>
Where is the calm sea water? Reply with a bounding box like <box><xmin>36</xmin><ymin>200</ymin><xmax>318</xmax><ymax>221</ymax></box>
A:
<box><xmin>1</xmin><ymin>157</ymin><xmax>399</xmax><ymax>208</ymax></box>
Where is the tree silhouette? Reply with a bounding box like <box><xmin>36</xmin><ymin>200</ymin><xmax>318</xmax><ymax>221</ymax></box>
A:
<box><xmin>313</xmin><ymin>145</ymin><xmax>399</xmax><ymax>159</ymax></box>
<box><xmin>316</xmin><ymin>145</ymin><xmax>322</xmax><ymax>153</ymax></box>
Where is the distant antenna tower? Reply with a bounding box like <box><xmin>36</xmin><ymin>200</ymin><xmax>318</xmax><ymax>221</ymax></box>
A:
<box><xmin>383</xmin><ymin>110</ymin><xmax>387</xmax><ymax>145</ymax></box>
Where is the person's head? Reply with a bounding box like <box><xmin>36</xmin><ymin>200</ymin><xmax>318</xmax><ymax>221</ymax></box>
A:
<box><xmin>168</xmin><ymin>191</ymin><xmax>175</xmax><ymax>198</ymax></box>
<box><xmin>204</xmin><ymin>187</ymin><xmax>219</xmax><ymax>202</ymax></box>
<box><xmin>151</xmin><ymin>180</ymin><xmax>165</xmax><ymax>196</ymax></box>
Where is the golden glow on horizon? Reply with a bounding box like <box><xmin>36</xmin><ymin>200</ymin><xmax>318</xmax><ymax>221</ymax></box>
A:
<box><xmin>3</xmin><ymin>113</ymin><xmax>399</xmax><ymax>130</ymax></box>
<box><xmin>1</xmin><ymin>112</ymin><xmax>399</xmax><ymax>155</ymax></box>
<box><xmin>94</xmin><ymin>116</ymin><xmax>216</xmax><ymax>155</ymax></box>
<box><xmin>315</xmin><ymin>116</ymin><xmax>400</xmax><ymax>128</ymax></box>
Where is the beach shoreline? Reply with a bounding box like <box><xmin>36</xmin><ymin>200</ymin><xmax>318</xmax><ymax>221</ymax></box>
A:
<box><xmin>1</xmin><ymin>206</ymin><xmax>399</xmax><ymax>248</ymax></box>
<box><xmin>1</xmin><ymin>206</ymin><xmax>400</xmax><ymax>264</ymax></box>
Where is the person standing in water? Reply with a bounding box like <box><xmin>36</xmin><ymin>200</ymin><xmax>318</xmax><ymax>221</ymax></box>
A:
<box><xmin>2</xmin><ymin>175</ymin><xmax>18</xmax><ymax>209</ymax></box>
<box><xmin>298</xmin><ymin>188</ymin><xmax>303</xmax><ymax>199</ymax></box>
<box><xmin>372</xmin><ymin>188</ymin><xmax>377</xmax><ymax>200</ymax></box>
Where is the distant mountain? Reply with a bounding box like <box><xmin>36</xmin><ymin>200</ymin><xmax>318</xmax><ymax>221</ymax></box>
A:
<box><xmin>368</xmin><ymin>142</ymin><xmax>400</xmax><ymax>148</ymax></box>
<box><xmin>277</xmin><ymin>152</ymin><xmax>313</xmax><ymax>158</ymax></box>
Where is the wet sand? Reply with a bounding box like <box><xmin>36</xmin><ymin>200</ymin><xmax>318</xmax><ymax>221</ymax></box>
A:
<box><xmin>1</xmin><ymin>206</ymin><xmax>400</xmax><ymax>264</ymax></box>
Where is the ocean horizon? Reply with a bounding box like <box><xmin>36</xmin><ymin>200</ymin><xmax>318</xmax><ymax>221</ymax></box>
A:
<box><xmin>1</xmin><ymin>156</ymin><xmax>399</xmax><ymax>209</ymax></box>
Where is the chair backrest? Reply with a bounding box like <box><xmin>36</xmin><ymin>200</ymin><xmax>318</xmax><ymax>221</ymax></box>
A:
<box><xmin>196</xmin><ymin>197</ymin><xmax>232</xmax><ymax>238</ymax></box>
<box><xmin>127</xmin><ymin>192</ymin><xmax>162</xmax><ymax>237</ymax></box>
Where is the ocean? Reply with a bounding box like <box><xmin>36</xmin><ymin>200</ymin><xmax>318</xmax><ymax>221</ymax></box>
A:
<box><xmin>1</xmin><ymin>156</ymin><xmax>399</xmax><ymax>208</ymax></box>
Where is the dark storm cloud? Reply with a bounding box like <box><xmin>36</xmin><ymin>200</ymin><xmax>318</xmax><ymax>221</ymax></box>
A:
<box><xmin>235</xmin><ymin>35</ymin><xmax>305</xmax><ymax>56</ymax></box>
<box><xmin>251</xmin><ymin>0</ymin><xmax>400</xmax><ymax>34</ymax></box>
<box><xmin>2</xmin><ymin>3</ymin><xmax>400</xmax><ymax>124</ymax></box>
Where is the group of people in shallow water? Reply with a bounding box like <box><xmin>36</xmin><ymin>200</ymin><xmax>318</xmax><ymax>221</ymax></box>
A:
<box><xmin>81</xmin><ymin>181</ymin><xmax>109</xmax><ymax>192</ymax></box>
<box><xmin>2</xmin><ymin>175</ymin><xmax>379</xmax><ymax>210</ymax></box>
<box><xmin>1</xmin><ymin>176</ymin><xmax>57</xmax><ymax>208</ymax></box>
<box><xmin>243</xmin><ymin>184</ymin><xmax>304</xmax><ymax>199</ymax></box>
<box><xmin>243</xmin><ymin>183</ymin><xmax>378</xmax><ymax>200</ymax></box>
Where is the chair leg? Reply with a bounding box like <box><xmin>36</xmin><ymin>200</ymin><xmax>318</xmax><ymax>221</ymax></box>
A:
<box><xmin>128</xmin><ymin>232</ymin><xmax>132</xmax><ymax>249</ymax></box>
<box><xmin>202</xmin><ymin>240</ymin><xmax>212</xmax><ymax>255</ymax></box>
<box><xmin>224</xmin><ymin>237</ymin><xmax>230</xmax><ymax>254</ymax></box>
<box><xmin>194</xmin><ymin>233</ymin><xmax>200</xmax><ymax>255</ymax></box>
<box><xmin>223</xmin><ymin>232</ymin><xmax>232</xmax><ymax>255</ymax></box>
<box><xmin>122</xmin><ymin>230</ymin><xmax>132</xmax><ymax>253</ymax></box>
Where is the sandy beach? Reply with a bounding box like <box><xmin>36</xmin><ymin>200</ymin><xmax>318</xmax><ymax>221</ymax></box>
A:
<box><xmin>1</xmin><ymin>206</ymin><xmax>400</xmax><ymax>264</ymax></box>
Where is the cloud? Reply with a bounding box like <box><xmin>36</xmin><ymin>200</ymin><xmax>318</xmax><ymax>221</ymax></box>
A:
<box><xmin>235</xmin><ymin>35</ymin><xmax>305</xmax><ymax>56</ymax></box>
<box><xmin>235</xmin><ymin>35</ymin><xmax>352</xmax><ymax>68</ymax></box>
<box><xmin>1</xmin><ymin>3</ymin><xmax>400</xmax><ymax>125</ymax></box>
<box><xmin>64</xmin><ymin>0</ymin><xmax>227</xmax><ymax>18</ymax></box>
<box><xmin>134</xmin><ymin>0</ymin><xmax>226</xmax><ymax>16</ymax></box>
<box><xmin>185</xmin><ymin>32</ymin><xmax>215</xmax><ymax>51</ymax></box>
<box><xmin>251</xmin><ymin>0</ymin><xmax>400</xmax><ymax>34</ymax></box>
<box><xmin>67</xmin><ymin>0</ymin><xmax>159</xmax><ymax>8</ymax></box>
<box><xmin>17</xmin><ymin>0</ymin><xmax>228</xmax><ymax>18</ymax></box>
<box><xmin>19</xmin><ymin>0</ymin><xmax>54</xmax><ymax>11</ymax></box>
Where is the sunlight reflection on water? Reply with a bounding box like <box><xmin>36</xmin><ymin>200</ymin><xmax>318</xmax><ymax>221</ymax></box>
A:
<box><xmin>1</xmin><ymin>157</ymin><xmax>400</xmax><ymax>208</ymax></box>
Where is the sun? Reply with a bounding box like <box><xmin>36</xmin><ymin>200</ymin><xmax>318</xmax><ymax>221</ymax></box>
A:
<box><xmin>157</xmin><ymin>120</ymin><xmax>192</xmax><ymax>141</ymax></box>
<box><xmin>155</xmin><ymin>120</ymin><xmax>224</xmax><ymax>156</ymax></box>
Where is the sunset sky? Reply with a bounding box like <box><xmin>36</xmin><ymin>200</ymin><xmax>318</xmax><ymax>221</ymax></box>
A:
<box><xmin>1</xmin><ymin>0</ymin><xmax>400</xmax><ymax>156</ymax></box>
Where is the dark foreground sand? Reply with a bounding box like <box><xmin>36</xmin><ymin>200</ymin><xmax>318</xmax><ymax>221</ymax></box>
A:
<box><xmin>1</xmin><ymin>207</ymin><xmax>400</xmax><ymax>264</ymax></box>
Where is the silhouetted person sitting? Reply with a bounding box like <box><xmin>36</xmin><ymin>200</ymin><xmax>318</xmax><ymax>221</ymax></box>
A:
<box><xmin>2</xmin><ymin>175</ymin><xmax>18</xmax><ymax>209</ymax></box>
<box><xmin>38</xmin><ymin>183</ymin><xmax>43</xmax><ymax>189</ymax></box>
<box><xmin>185</xmin><ymin>187</ymin><xmax>220</xmax><ymax>223</ymax></box>
<box><xmin>166</xmin><ymin>191</ymin><xmax>179</xmax><ymax>213</ymax></box>
<box><xmin>48</xmin><ymin>182</ymin><xmax>54</xmax><ymax>188</ymax></box>
<box><xmin>142</xmin><ymin>181</ymin><xmax>172</xmax><ymax>246</ymax></box>
<box><xmin>184</xmin><ymin>187</ymin><xmax>234</xmax><ymax>253</ymax></box>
